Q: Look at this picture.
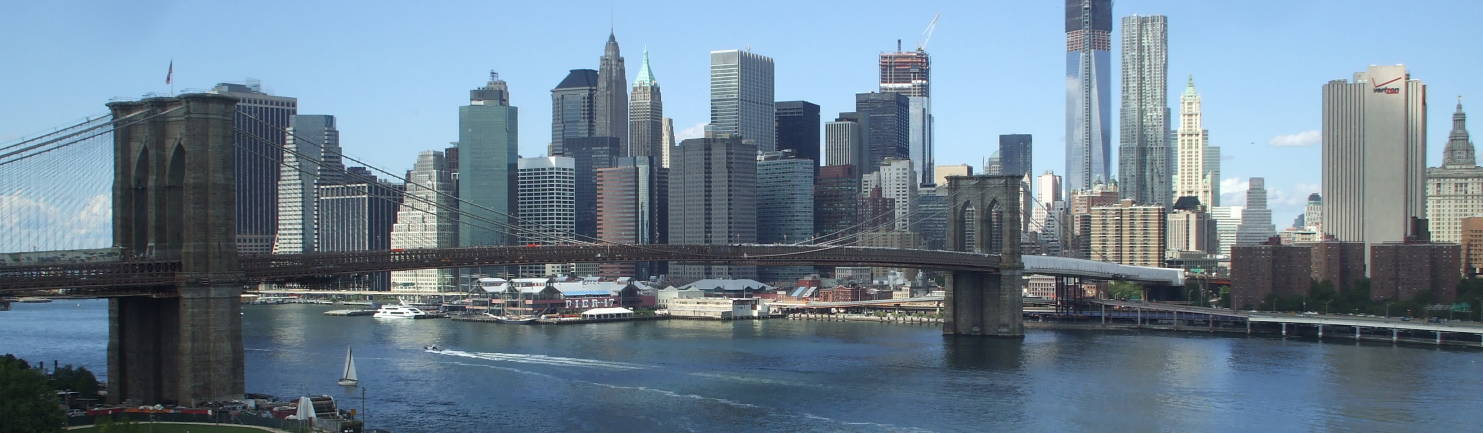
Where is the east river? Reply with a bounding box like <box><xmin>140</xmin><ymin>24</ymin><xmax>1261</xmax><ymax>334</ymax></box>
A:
<box><xmin>3</xmin><ymin>300</ymin><xmax>1481</xmax><ymax>432</ymax></box>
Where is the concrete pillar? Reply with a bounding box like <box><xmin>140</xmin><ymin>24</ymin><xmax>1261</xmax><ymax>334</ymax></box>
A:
<box><xmin>1137</xmin><ymin>308</ymin><xmax>1142</xmax><ymax>326</ymax></box>
<box><xmin>1173</xmin><ymin>311</ymin><xmax>1179</xmax><ymax>329</ymax></box>
<box><xmin>1246</xmin><ymin>320</ymin><xmax>1251</xmax><ymax>334</ymax></box>
<box><xmin>1355</xmin><ymin>327</ymin><xmax>1361</xmax><ymax>340</ymax></box>
<box><xmin>1317</xmin><ymin>324</ymin><xmax>1323</xmax><ymax>339</ymax></box>
<box><xmin>1392</xmin><ymin>329</ymin><xmax>1398</xmax><ymax>343</ymax></box>
<box><xmin>1436</xmin><ymin>331</ymin><xmax>1442</xmax><ymax>345</ymax></box>
<box><xmin>1100</xmin><ymin>304</ymin><xmax>1106</xmax><ymax>326</ymax></box>
<box><xmin>1281</xmin><ymin>322</ymin><xmax>1287</xmax><ymax>336</ymax></box>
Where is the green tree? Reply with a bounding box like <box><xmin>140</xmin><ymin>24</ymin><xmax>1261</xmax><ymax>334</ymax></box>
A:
<box><xmin>0</xmin><ymin>355</ymin><xmax>66</xmax><ymax>433</ymax></box>
<box><xmin>49</xmin><ymin>364</ymin><xmax>99</xmax><ymax>397</ymax></box>
<box><xmin>1107</xmin><ymin>281</ymin><xmax>1144</xmax><ymax>300</ymax></box>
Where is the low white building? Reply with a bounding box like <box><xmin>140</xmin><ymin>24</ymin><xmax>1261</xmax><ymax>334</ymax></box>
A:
<box><xmin>656</xmin><ymin>286</ymin><xmax>704</xmax><ymax>307</ymax></box>
<box><xmin>580</xmin><ymin>307</ymin><xmax>634</xmax><ymax>320</ymax></box>
<box><xmin>668</xmin><ymin>298</ymin><xmax>770</xmax><ymax>319</ymax></box>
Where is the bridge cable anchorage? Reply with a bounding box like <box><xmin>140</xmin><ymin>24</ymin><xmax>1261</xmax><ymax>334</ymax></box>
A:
<box><xmin>0</xmin><ymin>112</ymin><xmax>113</xmax><ymax>153</ymax></box>
<box><xmin>229</xmin><ymin>133</ymin><xmax>555</xmax><ymax>248</ymax></box>
<box><xmin>235</xmin><ymin>113</ymin><xmax>717</xmax><ymax>257</ymax></box>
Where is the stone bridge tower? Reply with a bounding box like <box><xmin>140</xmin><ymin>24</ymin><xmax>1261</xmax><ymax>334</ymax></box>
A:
<box><xmin>107</xmin><ymin>94</ymin><xmax>244</xmax><ymax>405</ymax></box>
<box><xmin>944</xmin><ymin>175</ymin><xmax>1024</xmax><ymax>337</ymax></box>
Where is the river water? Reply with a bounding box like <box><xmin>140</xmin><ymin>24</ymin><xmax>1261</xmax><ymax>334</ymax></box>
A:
<box><xmin>2</xmin><ymin>300</ymin><xmax>1481</xmax><ymax>432</ymax></box>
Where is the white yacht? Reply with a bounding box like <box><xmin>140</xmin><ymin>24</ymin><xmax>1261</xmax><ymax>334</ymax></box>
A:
<box><xmin>372</xmin><ymin>305</ymin><xmax>433</xmax><ymax>319</ymax></box>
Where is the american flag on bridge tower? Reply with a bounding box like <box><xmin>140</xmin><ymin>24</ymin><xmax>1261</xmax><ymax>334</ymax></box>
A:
<box><xmin>165</xmin><ymin>60</ymin><xmax>173</xmax><ymax>85</ymax></box>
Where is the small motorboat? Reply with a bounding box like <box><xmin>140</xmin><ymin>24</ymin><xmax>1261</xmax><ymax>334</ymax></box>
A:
<box><xmin>423</xmin><ymin>344</ymin><xmax>443</xmax><ymax>351</ymax></box>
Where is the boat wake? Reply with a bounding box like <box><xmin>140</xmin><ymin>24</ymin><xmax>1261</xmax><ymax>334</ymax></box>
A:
<box><xmin>426</xmin><ymin>353</ymin><xmax>927</xmax><ymax>432</ymax></box>
<box><xmin>429</xmin><ymin>349</ymin><xmax>649</xmax><ymax>370</ymax></box>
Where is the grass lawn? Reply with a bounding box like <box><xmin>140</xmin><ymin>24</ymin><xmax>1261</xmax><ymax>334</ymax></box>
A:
<box><xmin>71</xmin><ymin>423</ymin><xmax>280</xmax><ymax>433</ymax></box>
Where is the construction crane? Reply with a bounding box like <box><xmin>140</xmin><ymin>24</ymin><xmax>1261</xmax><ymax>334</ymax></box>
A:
<box><xmin>917</xmin><ymin>12</ymin><xmax>941</xmax><ymax>51</ymax></box>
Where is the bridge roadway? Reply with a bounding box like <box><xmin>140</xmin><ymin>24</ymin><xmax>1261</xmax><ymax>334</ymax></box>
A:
<box><xmin>0</xmin><ymin>244</ymin><xmax>1003</xmax><ymax>293</ymax></box>
<box><xmin>1090</xmin><ymin>300</ymin><xmax>1483</xmax><ymax>337</ymax></box>
<box><xmin>0</xmin><ymin>245</ymin><xmax>1190</xmax><ymax>295</ymax></box>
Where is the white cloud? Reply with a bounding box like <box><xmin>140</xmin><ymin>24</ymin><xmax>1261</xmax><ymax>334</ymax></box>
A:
<box><xmin>675</xmin><ymin>122</ymin><xmax>709</xmax><ymax>141</ymax></box>
<box><xmin>1269</xmin><ymin>130</ymin><xmax>1320</xmax><ymax>147</ymax></box>
<box><xmin>1220</xmin><ymin>177</ymin><xmax>1248</xmax><ymax>207</ymax></box>
<box><xmin>0</xmin><ymin>192</ymin><xmax>111</xmax><ymax>251</ymax></box>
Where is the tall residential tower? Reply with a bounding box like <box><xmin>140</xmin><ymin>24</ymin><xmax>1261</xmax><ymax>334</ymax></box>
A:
<box><xmin>1118</xmin><ymin>14</ymin><xmax>1170</xmax><ymax>207</ymax></box>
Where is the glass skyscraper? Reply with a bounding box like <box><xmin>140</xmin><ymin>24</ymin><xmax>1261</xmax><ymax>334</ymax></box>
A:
<box><xmin>550</xmin><ymin>69</ymin><xmax>598</xmax><ymax>156</ymax></box>
<box><xmin>1065</xmin><ymin>0</ymin><xmax>1112</xmax><ymax>192</ymax></box>
<box><xmin>1118</xmin><ymin>14</ymin><xmax>1170</xmax><ymax>207</ymax></box>
<box><xmin>459</xmin><ymin>74</ymin><xmax>519</xmax><ymax>250</ymax></box>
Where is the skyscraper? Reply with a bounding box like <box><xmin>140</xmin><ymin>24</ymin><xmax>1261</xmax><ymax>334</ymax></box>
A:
<box><xmin>1065</xmin><ymin>0</ymin><xmax>1113</xmax><ymax>192</ymax></box>
<box><xmin>517</xmin><ymin>156</ymin><xmax>576</xmax><ymax>276</ymax></box>
<box><xmin>669</xmin><ymin>134</ymin><xmax>758</xmax><ymax>281</ymax></box>
<box><xmin>1118</xmin><ymin>14</ymin><xmax>1170</xmax><ymax>207</ymax></box>
<box><xmin>862</xmin><ymin>158</ymin><xmax>916</xmax><ymax>232</ymax></box>
<box><xmin>710</xmin><ymin>49</ymin><xmax>775</xmax><ymax>151</ymax></box>
<box><xmin>856</xmin><ymin>92</ymin><xmax>911</xmax><ymax>167</ymax></box>
<box><xmin>1032</xmin><ymin>171</ymin><xmax>1063</xmax><ymax>235</ymax></box>
<box><xmin>459</xmin><ymin>73</ymin><xmax>519</xmax><ymax>250</ymax></box>
<box><xmin>775</xmin><ymin>101</ymin><xmax>821</xmax><ymax>164</ymax></box>
<box><xmin>815</xmin><ymin>165</ymin><xmax>860</xmax><ymax>240</ymax></box>
<box><xmin>660</xmin><ymin>117</ymin><xmax>675</xmax><ymax>168</ymax></box>
<box><xmin>757</xmin><ymin>151</ymin><xmax>816</xmax><ymax>283</ymax></box>
<box><xmin>997</xmin><ymin>134</ymin><xmax>1034</xmax><ymax>179</ymax></box>
<box><xmin>210</xmin><ymin>81</ymin><xmax>297</xmax><ymax>254</ymax></box>
<box><xmin>825</xmin><ymin>113</ymin><xmax>868</xmax><ymax>170</ymax></box>
<box><xmin>1211</xmin><ymin>205</ymin><xmax>1244</xmax><ymax>257</ymax></box>
<box><xmin>1090</xmin><ymin>199</ymin><xmax>1166</xmax><ymax>267</ymax></box>
<box><xmin>550</xmin><ymin>69</ymin><xmax>598</xmax><ymax>156</ymax></box>
<box><xmin>629</xmin><ymin>50</ymin><xmax>663</xmax><ymax>160</ymax></box>
<box><xmin>317</xmin><ymin>172</ymin><xmax>400</xmax><ymax>290</ymax></box>
<box><xmin>879</xmin><ymin>48</ymin><xmax>933</xmax><ymax>186</ymax></box>
<box><xmin>597</xmin><ymin>157</ymin><xmax>668</xmax><ymax>278</ymax></box>
<box><xmin>1426</xmin><ymin>99</ymin><xmax>1481</xmax><ymax>243</ymax></box>
<box><xmin>273</xmin><ymin>114</ymin><xmax>343</xmax><ymax>254</ymax></box>
<box><xmin>1322</xmin><ymin>65</ymin><xmax>1427</xmax><ymax>247</ymax></box>
<box><xmin>596</xmin><ymin>33</ymin><xmax>629</xmax><ymax>154</ymax></box>
<box><xmin>1174</xmin><ymin>77</ymin><xmax>1219</xmax><ymax>209</ymax></box>
<box><xmin>1235</xmin><ymin>177</ymin><xmax>1276</xmax><ymax>245</ymax></box>
<box><xmin>391</xmin><ymin>151</ymin><xmax>458</xmax><ymax>292</ymax></box>
<box><xmin>1304</xmin><ymin>193</ymin><xmax>1323</xmax><ymax>231</ymax></box>
<box><xmin>565</xmin><ymin>136</ymin><xmax>621</xmax><ymax>241</ymax></box>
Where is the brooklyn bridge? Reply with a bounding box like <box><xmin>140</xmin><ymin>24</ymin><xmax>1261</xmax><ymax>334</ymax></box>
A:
<box><xmin>0</xmin><ymin>94</ymin><xmax>1181</xmax><ymax>405</ymax></box>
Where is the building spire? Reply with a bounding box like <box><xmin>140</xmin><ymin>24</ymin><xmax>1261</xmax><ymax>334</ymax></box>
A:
<box><xmin>634</xmin><ymin>49</ymin><xmax>656</xmax><ymax>85</ymax></box>
<box><xmin>1443</xmin><ymin>95</ymin><xmax>1475</xmax><ymax>168</ymax></box>
<box><xmin>1183</xmin><ymin>74</ymin><xmax>1197</xmax><ymax>97</ymax></box>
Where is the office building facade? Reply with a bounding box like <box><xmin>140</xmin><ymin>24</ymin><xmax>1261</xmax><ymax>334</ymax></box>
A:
<box><xmin>273</xmin><ymin>114</ymin><xmax>344</xmax><ymax>254</ymax></box>
<box><xmin>1426</xmin><ymin>100</ymin><xmax>1481</xmax><ymax>244</ymax></box>
<box><xmin>862</xmin><ymin>158</ymin><xmax>917</xmax><ymax>232</ymax></box>
<box><xmin>757</xmin><ymin>152</ymin><xmax>816</xmax><ymax>282</ymax></box>
<box><xmin>856</xmin><ymin>92</ymin><xmax>911</xmax><ymax>168</ymax></box>
<box><xmin>517</xmin><ymin>156</ymin><xmax>576</xmax><ymax>276</ymax></box>
<box><xmin>597</xmin><ymin>158</ymin><xmax>668</xmax><ymax>278</ymax></box>
<box><xmin>459</xmin><ymin>74</ymin><xmax>519</xmax><ymax>249</ymax></box>
<box><xmin>775</xmin><ymin>101</ymin><xmax>821</xmax><ymax>164</ymax></box>
<box><xmin>550</xmin><ymin>69</ymin><xmax>598</xmax><ymax>156</ymax></box>
<box><xmin>669</xmin><ymin>135</ymin><xmax>758</xmax><ymax>281</ymax></box>
<box><xmin>317</xmin><ymin>177</ymin><xmax>400</xmax><ymax>290</ymax></box>
<box><xmin>815</xmin><ymin>165</ymin><xmax>861</xmax><ymax>241</ymax></box>
<box><xmin>1322</xmin><ymin>65</ymin><xmax>1427</xmax><ymax>246</ymax></box>
<box><xmin>825</xmin><ymin>113</ymin><xmax>869</xmax><ymax>170</ymax></box>
<box><xmin>210</xmin><ymin>82</ymin><xmax>297</xmax><ymax>254</ymax></box>
<box><xmin>390</xmin><ymin>151</ymin><xmax>458</xmax><ymax>292</ymax></box>
<box><xmin>1174</xmin><ymin>77</ymin><xmax>1218</xmax><ymax>210</ymax></box>
<box><xmin>596</xmin><ymin>33</ymin><xmax>629</xmax><ymax>154</ymax></box>
<box><xmin>629</xmin><ymin>50</ymin><xmax>664</xmax><ymax>160</ymax></box>
<box><xmin>710</xmin><ymin>50</ymin><xmax>775</xmax><ymax>151</ymax></box>
<box><xmin>1236</xmin><ymin>178</ymin><xmax>1277</xmax><ymax>245</ymax></box>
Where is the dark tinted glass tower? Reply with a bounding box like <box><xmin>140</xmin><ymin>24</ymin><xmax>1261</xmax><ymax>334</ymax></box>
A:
<box><xmin>210</xmin><ymin>82</ymin><xmax>297</xmax><ymax>254</ymax></box>
<box><xmin>565</xmin><ymin>136</ymin><xmax>621</xmax><ymax>239</ymax></box>
<box><xmin>669</xmin><ymin>134</ymin><xmax>758</xmax><ymax>281</ymax></box>
<box><xmin>775</xmin><ymin>101</ymin><xmax>821</xmax><ymax>165</ymax></box>
<box><xmin>998</xmin><ymin>134</ymin><xmax>1034</xmax><ymax>178</ymax></box>
<box><xmin>550</xmin><ymin>69</ymin><xmax>598</xmax><ymax>156</ymax></box>
<box><xmin>855</xmin><ymin>92</ymin><xmax>910</xmax><ymax>170</ymax></box>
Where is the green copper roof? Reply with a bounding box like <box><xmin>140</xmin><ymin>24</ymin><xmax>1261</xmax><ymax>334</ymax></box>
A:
<box><xmin>1183</xmin><ymin>75</ymin><xmax>1197</xmax><ymax>97</ymax></box>
<box><xmin>634</xmin><ymin>49</ymin><xmax>656</xmax><ymax>85</ymax></box>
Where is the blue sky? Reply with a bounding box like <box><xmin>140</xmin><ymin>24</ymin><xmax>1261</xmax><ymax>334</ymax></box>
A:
<box><xmin>2</xmin><ymin>0</ymin><xmax>1480</xmax><ymax>227</ymax></box>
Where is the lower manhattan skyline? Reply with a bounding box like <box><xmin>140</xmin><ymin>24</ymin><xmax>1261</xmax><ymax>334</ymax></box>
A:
<box><xmin>2</xmin><ymin>0</ymin><xmax>1481</xmax><ymax>227</ymax></box>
